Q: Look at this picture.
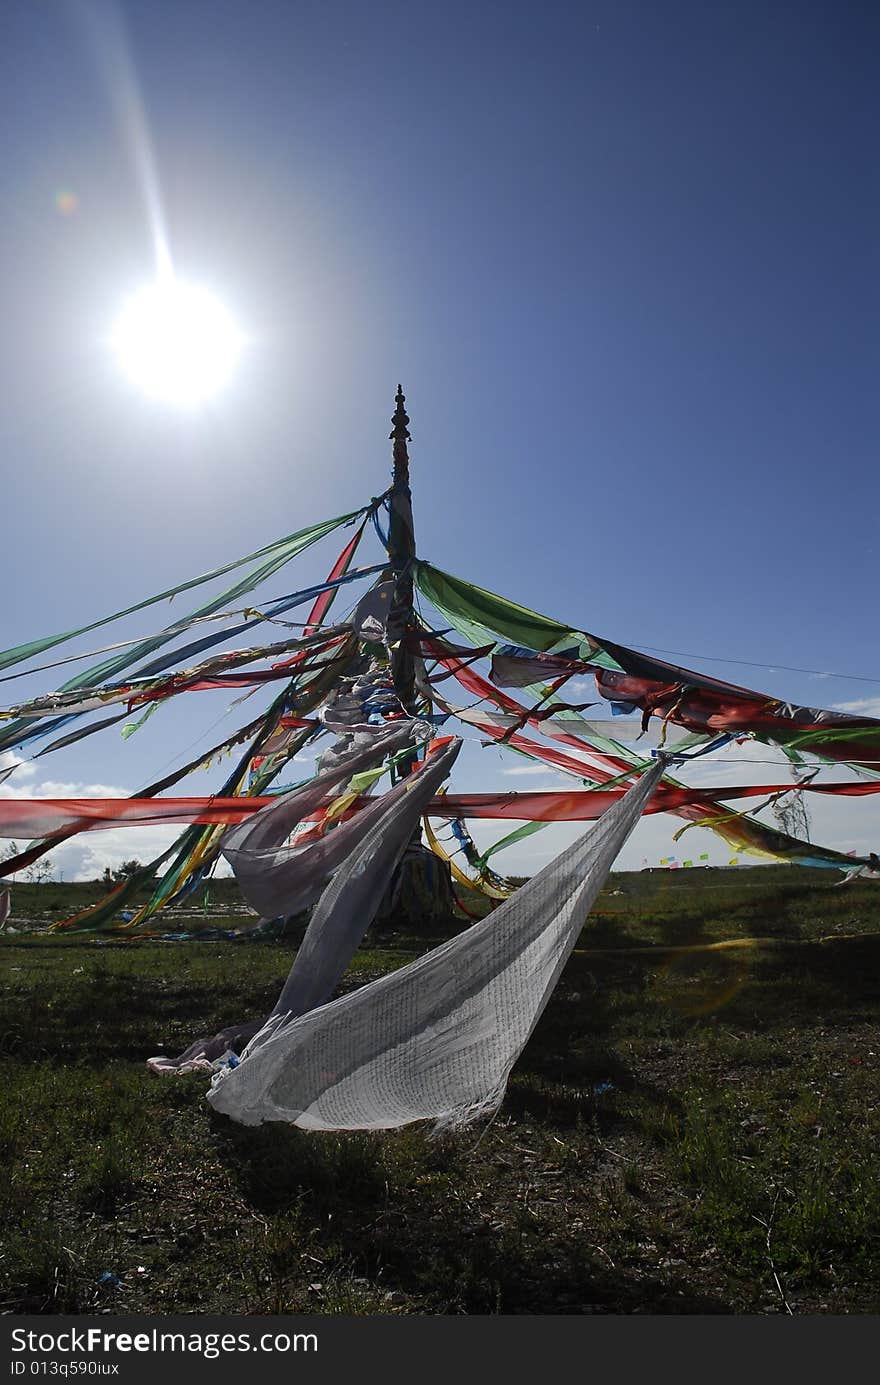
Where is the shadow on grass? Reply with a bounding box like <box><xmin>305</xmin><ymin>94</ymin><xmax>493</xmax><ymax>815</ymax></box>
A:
<box><xmin>212</xmin><ymin>1114</ymin><xmax>729</xmax><ymax>1314</ymax></box>
<box><xmin>0</xmin><ymin>964</ymin><xmax>280</xmax><ymax>1065</ymax></box>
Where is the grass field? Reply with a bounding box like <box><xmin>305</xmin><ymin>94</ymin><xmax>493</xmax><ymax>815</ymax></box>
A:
<box><xmin>2</xmin><ymin>866</ymin><xmax>879</xmax><ymax>1315</ymax></box>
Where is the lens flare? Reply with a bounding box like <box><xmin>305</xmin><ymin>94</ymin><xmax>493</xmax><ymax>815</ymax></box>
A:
<box><xmin>111</xmin><ymin>280</ymin><xmax>244</xmax><ymax>408</ymax></box>
<box><xmin>55</xmin><ymin>189</ymin><xmax>78</xmax><ymax>216</ymax></box>
<box><xmin>654</xmin><ymin>946</ymin><xmax>751</xmax><ymax>1017</ymax></box>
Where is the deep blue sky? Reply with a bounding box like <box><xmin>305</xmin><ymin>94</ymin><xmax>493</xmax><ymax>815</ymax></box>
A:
<box><xmin>1</xmin><ymin>0</ymin><xmax>878</xmax><ymax>876</ymax></box>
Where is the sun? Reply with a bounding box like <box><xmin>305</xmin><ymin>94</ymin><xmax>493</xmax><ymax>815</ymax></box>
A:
<box><xmin>111</xmin><ymin>279</ymin><xmax>244</xmax><ymax>407</ymax></box>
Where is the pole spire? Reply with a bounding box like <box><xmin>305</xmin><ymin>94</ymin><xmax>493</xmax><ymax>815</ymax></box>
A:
<box><xmin>390</xmin><ymin>382</ymin><xmax>411</xmax><ymax>481</ymax></box>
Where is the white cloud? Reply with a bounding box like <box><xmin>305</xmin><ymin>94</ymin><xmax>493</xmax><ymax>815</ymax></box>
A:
<box><xmin>23</xmin><ymin>779</ymin><xmax>130</xmax><ymax>799</ymax></box>
<box><xmin>0</xmin><ymin>772</ymin><xmax>129</xmax><ymax>801</ymax></box>
<box><xmin>0</xmin><ymin>751</ymin><xmax>36</xmax><ymax>785</ymax></box>
<box><xmin>832</xmin><ymin>696</ymin><xmax>880</xmax><ymax>717</ymax></box>
<box><xmin>501</xmin><ymin>763</ymin><xmax>563</xmax><ymax>777</ymax></box>
<box><xmin>563</xmin><ymin>677</ymin><xmax>596</xmax><ymax>697</ymax></box>
<box><xmin>59</xmin><ymin>825</ymin><xmax>183</xmax><ymax>882</ymax></box>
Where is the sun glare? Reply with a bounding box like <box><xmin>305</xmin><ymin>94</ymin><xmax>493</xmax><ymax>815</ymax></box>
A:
<box><xmin>111</xmin><ymin>279</ymin><xmax>244</xmax><ymax>407</ymax></box>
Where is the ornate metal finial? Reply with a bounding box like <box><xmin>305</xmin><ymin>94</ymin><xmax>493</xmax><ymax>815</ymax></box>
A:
<box><xmin>390</xmin><ymin>384</ymin><xmax>411</xmax><ymax>443</ymax></box>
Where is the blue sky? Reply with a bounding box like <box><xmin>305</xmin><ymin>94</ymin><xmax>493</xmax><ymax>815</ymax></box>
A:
<box><xmin>1</xmin><ymin>0</ymin><xmax>878</xmax><ymax>880</ymax></box>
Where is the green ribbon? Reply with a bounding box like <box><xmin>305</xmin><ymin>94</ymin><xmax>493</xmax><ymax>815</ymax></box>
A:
<box><xmin>0</xmin><ymin>508</ymin><xmax>360</xmax><ymax>676</ymax></box>
<box><xmin>414</xmin><ymin>560</ymin><xmax>621</xmax><ymax>668</ymax></box>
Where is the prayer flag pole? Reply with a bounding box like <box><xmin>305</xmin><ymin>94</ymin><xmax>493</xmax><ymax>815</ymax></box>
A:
<box><xmin>379</xmin><ymin>385</ymin><xmax>457</xmax><ymax>925</ymax></box>
<box><xmin>387</xmin><ymin>384</ymin><xmax>418</xmax><ymax>746</ymax></box>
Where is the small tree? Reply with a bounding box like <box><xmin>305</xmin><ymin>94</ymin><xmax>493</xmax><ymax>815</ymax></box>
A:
<box><xmin>772</xmin><ymin>783</ymin><xmax>811</xmax><ymax>843</ymax></box>
<box><xmin>25</xmin><ymin>858</ymin><xmax>54</xmax><ymax>887</ymax></box>
<box><xmin>114</xmin><ymin>859</ymin><xmax>145</xmax><ymax>881</ymax></box>
<box><xmin>100</xmin><ymin>859</ymin><xmax>145</xmax><ymax>887</ymax></box>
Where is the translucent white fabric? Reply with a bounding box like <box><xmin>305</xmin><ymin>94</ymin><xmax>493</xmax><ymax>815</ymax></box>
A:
<box><xmin>453</xmin><ymin>704</ymin><xmax>690</xmax><ymax>751</ymax></box>
<box><xmin>265</xmin><ymin>738</ymin><xmax>461</xmax><ymax>1022</ymax></box>
<box><xmin>149</xmin><ymin>734</ymin><xmax>459</xmax><ymax>1074</ymax></box>
<box><xmin>543</xmin><ymin>717</ymin><xmax>692</xmax><ymax>748</ymax></box>
<box><xmin>220</xmin><ymin>720</ymin><xmax>420</xmax><ymax>919</ymax></box>
<box><xmin>208</xmin><ymin>760</ymin><xmax>663</xmax><ymax>1133</ymax></box>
